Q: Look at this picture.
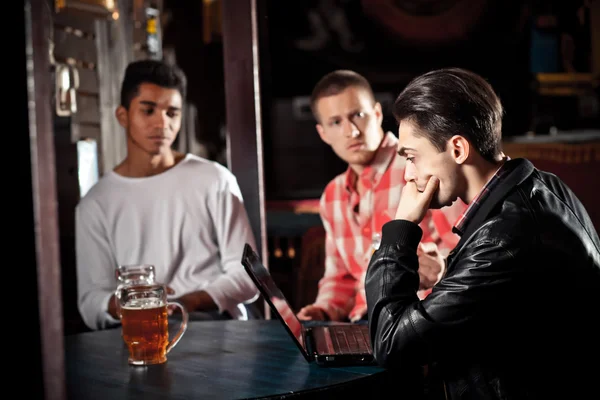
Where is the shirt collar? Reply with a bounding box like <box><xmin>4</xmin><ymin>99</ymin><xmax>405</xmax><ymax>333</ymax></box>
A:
<box><xmin>452</xmin><ymin>157</ymin><xmax>511</xmax><ymax>236</ymax></box>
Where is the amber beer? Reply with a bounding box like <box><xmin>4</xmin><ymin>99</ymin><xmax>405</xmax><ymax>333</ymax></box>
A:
<box><xmin>121</xmin><ymin>298</ymin><xmax>169</xmax><ymax>365</ymax></box>
<box><xmin>118</xmin><ymin>283</ymin><xmax>188</xmax><ymax>365</ymax></box>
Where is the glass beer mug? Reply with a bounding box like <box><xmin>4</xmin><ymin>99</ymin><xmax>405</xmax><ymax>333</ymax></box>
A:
<box><xmin>114</xmin><ymin>264</ymin><xmax>156</xmax><ymax>316</ymax></box>
<box><xmin>116</xmin><ymin>264</ymin><xmax>156</xmax><ymax>288</ymax></box>
<box><xmin>118</xmin><ymin>283</ymin><xmax>188</xmax><ymax>365</ymax></box>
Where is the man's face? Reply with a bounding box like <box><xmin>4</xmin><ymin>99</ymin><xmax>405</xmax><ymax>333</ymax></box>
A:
<box><xmin>397</xmin><ymin>120</ymin><xmax>461</xmax><ymax>209</ymax></box>
<box><xmin>315</xmin><ymin>87</ymin><xmax>384</xmax><ymax>170</ymax></box>
<box><xmin>117</xmin><ymin>83</ymin><xmax>183</xmax><ymax>156</ymax></box>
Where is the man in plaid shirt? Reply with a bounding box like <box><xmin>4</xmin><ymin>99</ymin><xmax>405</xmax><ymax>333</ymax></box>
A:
<box><xmin>296</xmin><ymin>70</ymin><xmax>467</xmax><ymax>322</ymax></box>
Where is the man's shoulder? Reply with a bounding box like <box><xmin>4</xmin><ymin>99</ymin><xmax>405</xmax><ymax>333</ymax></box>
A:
<box><xmin>77</xmin><ymin>173</ymin><xmax>117</xmax><ymax>208</ymax></box>
<box><xmin>180</xmin><ymin>154</ymin><xmax>227</xmax><ymax>174</ymax></box>
<box><xmin>76</xmin><ymin>176</ymin><xmax>122</xmax><ymax>223</ymax></box>
<box><xmin>464</xmin><ymin>197</ymin><xmax>534</xmax><ymax>249</ymax></box>
<box><xmin>180</xmin><ymin>154</ymin><xmax>236</xmax><ymax>182</ymax></box>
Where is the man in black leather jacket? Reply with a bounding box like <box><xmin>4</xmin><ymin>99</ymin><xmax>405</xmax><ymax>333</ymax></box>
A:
<box><xmin>365</xmin><ymin>67</ymin><xmax>600</xmax><ymax>399</ymax></box>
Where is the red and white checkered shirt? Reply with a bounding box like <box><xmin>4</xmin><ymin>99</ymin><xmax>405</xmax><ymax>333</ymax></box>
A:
<box><xmin>313</xmin><ymin>132</ymin><xmax>467</xmax><ymax>321</ymax></box>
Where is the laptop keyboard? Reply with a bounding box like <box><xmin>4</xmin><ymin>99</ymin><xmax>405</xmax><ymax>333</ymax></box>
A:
<box><xmin>329</xmin><ymin>325</ymin><xmax>372</xmax><ymax>354</ymax></box>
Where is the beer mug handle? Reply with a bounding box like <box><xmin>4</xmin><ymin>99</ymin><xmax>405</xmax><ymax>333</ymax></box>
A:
<box><xmin>166</xmin><ymin>301</ymin><xmax>188</xmax><ymax>354</ymax></box>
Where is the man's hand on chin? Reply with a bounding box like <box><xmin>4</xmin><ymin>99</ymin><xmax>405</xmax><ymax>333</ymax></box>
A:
<box><xmin>395</xmin><ymin>176</ymin><xmax>439</xmax><ymax>224</ymax></box>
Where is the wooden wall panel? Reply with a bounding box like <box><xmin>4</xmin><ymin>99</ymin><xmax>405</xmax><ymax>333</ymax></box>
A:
<box><xmin>74</xmin><ymin>66</ymin><xmax>99</xmax><ymax>95</ymax></box>
<box><xmin>53</xmin><ymin>31</ymin><xmax>98</xmax><ymax>65</ymax></box>
<box><xmin>74</xmin><ymin>94</ymin><xmax>100</xmax><ymax>124</ymax></box>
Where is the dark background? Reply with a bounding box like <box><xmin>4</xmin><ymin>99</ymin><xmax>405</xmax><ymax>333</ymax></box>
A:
<box><xmin>163</xmin><ymin>0</ymin><xmax>596</xmax><ymax>200</ymax></box>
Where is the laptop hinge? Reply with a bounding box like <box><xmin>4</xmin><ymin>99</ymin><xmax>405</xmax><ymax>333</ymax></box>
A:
<box><xmin>303</xmin><ymin>328</ymin><xmax>318</xmax><ymax>358</ymax></box>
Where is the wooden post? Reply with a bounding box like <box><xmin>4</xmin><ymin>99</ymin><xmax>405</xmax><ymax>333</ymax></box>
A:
<box><xmin>221</xmin><ymin>1</ymin><xmax>267</xmax><ymax>260</ymax></box>
<box><xmin>24</xmin><ymin>0</ymin><xmax>66</xmax><ymax>398</ymax></box>
<box><xmin>221</xmin><ymin>0</ymin><xmax>269</xmax><ymax>317</ymax></box>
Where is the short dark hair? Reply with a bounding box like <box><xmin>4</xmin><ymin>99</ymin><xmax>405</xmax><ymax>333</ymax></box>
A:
<box><xmin>120</xmin><ymin>60</ymin><xmax>187</xmax><ymax>109</ymax></box>
<box><xmin>310</xmin><ymin>70</ymin><xmax>375</xmax><ymax>122</ymax></box>
<box><xmin>393</xmin><ymin>68</ymin><xmax>503</xmax><ymax>162</ymax></box>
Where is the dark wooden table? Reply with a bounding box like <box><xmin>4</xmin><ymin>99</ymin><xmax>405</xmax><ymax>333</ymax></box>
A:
<box><xmin>65</xmin><ymin>319</ymin><xmax>396</xmax><ymax>399</ymax></box>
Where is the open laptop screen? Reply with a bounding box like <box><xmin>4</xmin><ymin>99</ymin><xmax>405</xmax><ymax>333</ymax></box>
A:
<box><xmin>242</xmin><ymin>244</ymin><xmax>305</xmax><ymax>349</ymax></box>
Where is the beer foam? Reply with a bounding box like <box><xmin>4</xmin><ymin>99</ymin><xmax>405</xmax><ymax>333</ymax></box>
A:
<box><xmin>122</xmin><ymin>298</ymin><xmax>165</xmax><ymax>310</ymax></box>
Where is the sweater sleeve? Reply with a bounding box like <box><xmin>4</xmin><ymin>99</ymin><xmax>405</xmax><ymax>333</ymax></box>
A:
<box><xmin>201</xmin><ymin>168</ymin><xmax>260</xmax><ymax>315</ymax></box>
<box><xmin>75</xmin><ymin>199</ymin><xmax>121</xmax><ymax>330</ymax></box>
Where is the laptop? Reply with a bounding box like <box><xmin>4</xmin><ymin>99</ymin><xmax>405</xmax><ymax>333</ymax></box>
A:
<box><xmin>241</xmin><ymin>243</ymin><xmax>376</xmax><ymax>367</ymax></box>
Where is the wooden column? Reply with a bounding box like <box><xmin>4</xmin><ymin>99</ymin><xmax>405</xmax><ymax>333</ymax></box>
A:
<box><xmin>221</xmin><ymin>0</ymin><xmax>268</xmax><ymax>263</ymax></box>
<box><xmin>24</xmin><ymin>0</ymin><xmax>66</xmax><ymax>398</ymax></box>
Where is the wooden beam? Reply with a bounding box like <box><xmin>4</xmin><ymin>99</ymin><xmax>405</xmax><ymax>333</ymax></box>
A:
<box><xmin>221</xmin><ymin>0</ymin><xmax>269</xmax><ymax>317</ymax></box>
<box><xmin>25</xmin><ymin>0</ymin><xmax>66</xmax><ymax>398</ymax></box>
<box><xmin>221</xmin><ymin>0</ymin><xmax>267</xmax><ymax>262</ymax></box>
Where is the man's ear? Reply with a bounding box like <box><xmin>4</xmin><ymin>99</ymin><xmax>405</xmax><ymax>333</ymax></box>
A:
<box><xmin>115</xmin><ymin>106</ymin><xmax>128</xmax><ymax>129</ymax></box>
<box><xmin>448</xmin><ymin>135</ymin><xmax>469</xmax><ymax>164</ymax></box>
<box><xmin>373</xmin><ymin>101</ymin><xmax>383</xmax><ymax>126</ymax></box>
<box><xmin>316</xmin><ymin>123</ymin><xmax>331</xmax><ymax>145</ymax></box>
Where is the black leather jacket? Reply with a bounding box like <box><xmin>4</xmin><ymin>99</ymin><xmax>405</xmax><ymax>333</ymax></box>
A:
<box><xmin>366</xmin><ymin>158</ymin><xmax>600</xmax><ymax>399</ymax></box>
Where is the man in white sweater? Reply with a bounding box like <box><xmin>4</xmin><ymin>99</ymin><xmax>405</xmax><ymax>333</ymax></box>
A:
<box><xmin>76</xmin><ymin>60</ymin><xmax>259</xmax><ymax>330</ymax></box>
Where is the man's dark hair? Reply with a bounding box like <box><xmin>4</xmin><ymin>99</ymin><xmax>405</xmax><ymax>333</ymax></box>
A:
<box><xmin>120</xmin><ymin>59</ymin><xmax>187</xmax><ymax>109</ymax></box>
<box><xmin>310</xmin><ymin>70</ymin><xmax>376</xmax><ymax>122</ymax></box>
<box><xmin>393</xmin><ymin>67</ymin><xmax>504</xmax><ymax>162</ymax></box>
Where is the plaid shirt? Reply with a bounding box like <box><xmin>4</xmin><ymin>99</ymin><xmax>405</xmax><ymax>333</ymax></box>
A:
<box><xmin>453</xmin><ymin>157</ymin><xmax>511</xmax><ymax>236</ymax></box>
<box><xmin>314</xmin><ymin>132</ymin><xmax>467</xmax><ymax>321</ymax></box>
